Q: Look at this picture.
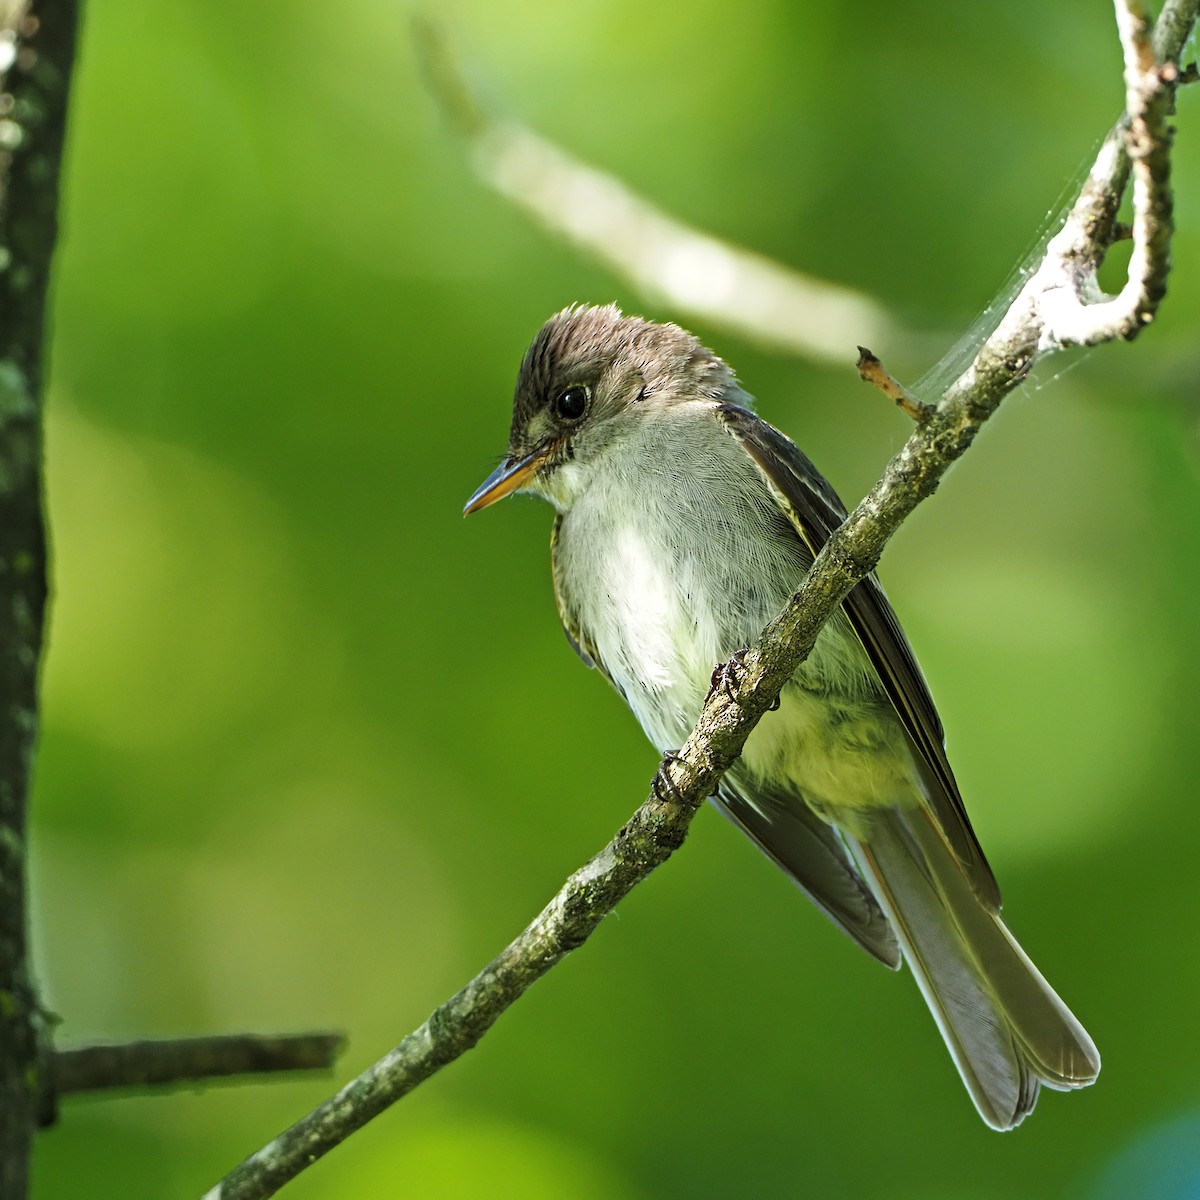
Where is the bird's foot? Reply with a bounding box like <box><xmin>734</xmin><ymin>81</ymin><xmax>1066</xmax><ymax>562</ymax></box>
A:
<box><xmin>708</xmin><ymin>648</ymin><xmax>750</xmax><ymax>705</ymax></box>
<box><xmin>652</xmin><ymin>750</ymin><xmax>691</xmax><ymax>807</ymax></box>
<box><xmin>708</xmin><ymin>648</ymin><xmax>781</xmax><ymax>710</ymax></box>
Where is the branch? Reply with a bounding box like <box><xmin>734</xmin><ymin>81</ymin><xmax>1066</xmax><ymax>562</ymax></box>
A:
<box><xmin>42</xmin><ymin>1034</ymin><xmax>346</xmax><ymax>1114</ymax></box>
<box><xmin>0</xmin><ymin>3</ymin><xmax>80</xmax><ymax>1196</ymax></box>
<box><xmin>1037</xmin><ymin>0</ymin><xmax>1178</xmax><ymax>346</ymax></box>
<box><xmin>205</xmin><ymin>3</ymin><xmax>1195</xmax><ymax>1196</ymax></box>
<box><xmin>412</xmin><ymin>18</ymin><xmax>907</xmax><ymax>364</ymax></box>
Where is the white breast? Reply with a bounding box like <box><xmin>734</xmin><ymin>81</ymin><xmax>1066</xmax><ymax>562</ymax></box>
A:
<box><xmin>551</xmin><ymin>400</ymin><xmax>917</xmax><ymax>816</ymax></box>
<box><xmin>555</xmin><ymin>401</ymin><xmax>812</xmax><ymax>750</ymax></box>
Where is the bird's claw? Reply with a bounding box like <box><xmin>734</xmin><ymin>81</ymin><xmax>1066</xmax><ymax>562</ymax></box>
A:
<box><xmin>652</xmin><ymin>751</ymin><xmax>687</xmax><ymax>805</ymax></box>
<box><xmin>708</xmin><ymin>648</ymin><xmax>750</xmax><ymax>705</ymax></box>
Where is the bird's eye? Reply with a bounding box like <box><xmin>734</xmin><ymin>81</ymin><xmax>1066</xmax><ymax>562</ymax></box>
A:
<box><xmin>553</xmin><ymin>385</ymin><xmax>588</xmax><ymax>422</ymax></box>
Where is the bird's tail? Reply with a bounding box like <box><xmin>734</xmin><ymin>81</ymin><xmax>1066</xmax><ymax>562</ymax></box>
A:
<box><xmin>848</xmin><ymin>805</ymin><xmax>1100</xmax><ymax>1129</ymax></box>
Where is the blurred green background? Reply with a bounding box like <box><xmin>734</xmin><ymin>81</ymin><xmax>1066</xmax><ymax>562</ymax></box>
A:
<box><xmin>26</xmin><ymin>0</ymin><xmax>1200</xmax><ymax>1196</ymax></box>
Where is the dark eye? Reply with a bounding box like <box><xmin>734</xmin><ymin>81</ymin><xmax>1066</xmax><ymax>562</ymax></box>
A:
<box><xmin>553</xmin><ymin>385</ymin><xmax>588</xmax><ymax>422</ymax></box>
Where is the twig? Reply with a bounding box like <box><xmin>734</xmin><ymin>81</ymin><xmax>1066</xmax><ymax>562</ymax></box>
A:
<box><xmin>1037</xmin><ymin>0</ymin><xmax>1178</xmax><ymax>346</ymax></box>
<box><xmin>44</xmin><ymin>1033</ymin><xmax>346</xmax><ymax>1111</ymax></box>
<box><xmin>412</xmin><ymin>18</ymin><xmax>905</xmax><ymax>364</ymax></box>
<box><xmin>204</xmin><ymin>2</ymin><xmax>1195</xmax><ymax>1196</ymax></box>
<box><xmin>856</xmin><ymin>346</ymin><xmax>932</xmax><ymax>422</ymax></box>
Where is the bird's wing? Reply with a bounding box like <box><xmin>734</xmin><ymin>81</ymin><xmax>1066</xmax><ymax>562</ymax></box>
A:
<box><xmin>714</xmin><ymin>402</ymin><xmax>1000</xmax><ymax>910</ymax></box>
<box><xmin>716</xmin><ymin>781</ymin><xmax>901</xmax><ymax>967</ymax></box>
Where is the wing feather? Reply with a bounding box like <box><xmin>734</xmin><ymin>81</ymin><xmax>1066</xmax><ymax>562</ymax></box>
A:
<box><xmin>714</xmin><ymin>403</ymin><xmax>1000</xmax><ymax>910</ymax></box>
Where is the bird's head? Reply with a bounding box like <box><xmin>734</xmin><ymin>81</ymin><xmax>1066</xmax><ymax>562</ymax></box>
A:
<box><xmin>464</xmin><ymin>304</ymin><xmax>740</xmax><ymax>514</ymax></box>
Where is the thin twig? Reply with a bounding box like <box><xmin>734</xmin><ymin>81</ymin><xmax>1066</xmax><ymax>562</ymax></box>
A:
<box><xmin>1038</xmin><ymin>0</ymin><xmax>1179</xmax><ymax>346</ymax></box>
<box><xmin>412</xmin><ymin>17</ymin><xmax>906</xmax><ymax>364</ymax></box>
<box><xmin>45</xmin><ymin>1033</ymin><xmax>346</xmax><ymax>1108</ymax></box>
<box><xmin>856</xmin><ymin>346</ymin><xmax>932</xmax><ymax>422</ymax></box>
<box><xmin>204</xmin><ymin>3</ymin><xmax>1196</xmax><ymax>1196</ymax></box>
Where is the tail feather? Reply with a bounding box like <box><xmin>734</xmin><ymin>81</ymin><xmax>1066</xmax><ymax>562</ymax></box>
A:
<box><xmin>848</xmin><ymin>806</ymin><xmax>1099</xmax><ymax>1129</ymax></box>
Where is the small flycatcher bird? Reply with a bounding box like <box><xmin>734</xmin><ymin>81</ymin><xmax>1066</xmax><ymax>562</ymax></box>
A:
<box><xmin>464</xmin><ymin>304</ymin><xmax>1099</xmax><ymax>1128</ymax></box>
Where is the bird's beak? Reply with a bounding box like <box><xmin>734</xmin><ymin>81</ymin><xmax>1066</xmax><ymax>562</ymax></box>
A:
<box><xmin>463</xmin><ymin>447</ymin><xmax>547</xmax><ymax>515</ymax></box>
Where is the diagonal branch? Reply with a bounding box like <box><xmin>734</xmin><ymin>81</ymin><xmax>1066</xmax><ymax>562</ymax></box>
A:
<box><xmin>204</xmin><ymin>2</ymin><xmax>1195</xmax><ymax>1197</ymax></box>
<box><xmin>412</xmin><ymin>18</ymin><xmax>908</xmax><ymax>364</ymax></box>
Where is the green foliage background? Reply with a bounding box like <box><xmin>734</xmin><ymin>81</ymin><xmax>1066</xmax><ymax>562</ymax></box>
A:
<box><xmin>29</xmin><ymin>1</ymin><xmax>1200</xmax><ymax>1196</ymax></box>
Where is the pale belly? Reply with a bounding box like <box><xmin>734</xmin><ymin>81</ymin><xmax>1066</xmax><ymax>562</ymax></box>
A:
<box><xmin>552</xmin><ymin>420</ymin><xmax>922</xmax><ymax>819</ymax></box>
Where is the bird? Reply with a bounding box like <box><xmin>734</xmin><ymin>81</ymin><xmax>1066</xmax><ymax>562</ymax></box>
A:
<box><xmin>464</xmin><ymin>303</ymin><xmax>1100</xmax><ymax>1129</ymax></box>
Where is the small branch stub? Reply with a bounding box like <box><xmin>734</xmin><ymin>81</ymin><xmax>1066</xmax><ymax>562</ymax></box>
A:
<box><xmin>856</xmin><ymin>346</ymin><xmax>932</xmax><ymax>422</ymax></box>
<box><xmin>45</xmin><ymin>1032</ymin><xmax>347</xmax><ymax>1109</ymax></box>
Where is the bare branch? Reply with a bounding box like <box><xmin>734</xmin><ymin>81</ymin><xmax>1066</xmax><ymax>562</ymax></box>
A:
<box><xmin>43</xmin><ymin>1033</ymin><xmax>347</xmax><ymax>1113</ymax></box>
<box><xmin>199</xmin><ymin>749</ymin><xmax>707</xmax><ymax>1200</ymax></box>
<box><xmin>412</xmin><ymin>18</ymin><xmax>905</xmax><ymax>364</ymax></box>
<box><xmin>205</xmin><ymin>4</ymin><xmax>1196</xmax><ymax>1196</ymax></box>
<box><xmin>1152</xmin><ymin>0</ymin><xmax>1200</xmax><ymax>57</ymax></box>
<box><xmin>1038</xmin><ymin>0</ymin><xmax>1180</xmax><ymax>346</ymax></box>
